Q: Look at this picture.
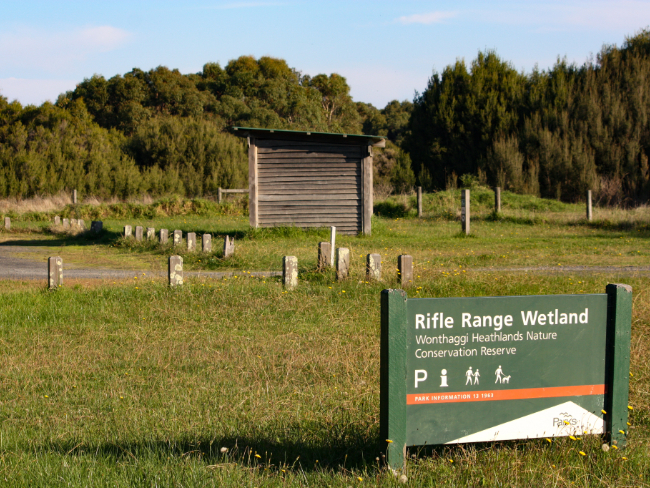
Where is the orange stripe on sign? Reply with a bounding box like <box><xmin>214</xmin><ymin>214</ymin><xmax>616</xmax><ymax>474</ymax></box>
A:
<box><xmin>407</xmin><ymin>385</ymin><xmax>606</xmax><ymax>405</ymax></box>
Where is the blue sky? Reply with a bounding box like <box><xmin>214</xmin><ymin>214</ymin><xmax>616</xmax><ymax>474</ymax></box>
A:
<box><xmin>1</xmin><ymin>0</ymin><xmax>648</xmax><ymax>108</ymax></box>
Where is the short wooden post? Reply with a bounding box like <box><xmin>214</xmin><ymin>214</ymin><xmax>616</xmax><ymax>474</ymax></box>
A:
<box><xmin>135</xmin><ymin>226</ymin><xmax>144</xmax><ymax>241</ymax></box>
<box><xmin>283</xmin><ymin>256</ymin><xmax>298</xmax><ymax>289</ymax></box>
<box><xmin>398</xmin><ymin>254</ymin><xmax>413</xmax><ymax>286</ymax></box>
<box><xmin>218</xmin><ymin>187</ymin><xmax>223</xmax><ymax>204</ymax></box>
<box><xmin>330</xmin><ymin>226</ymin><xmax>336</xmax><ymax>267</ymax></box>
<box><xmin>146</xmin><ymin>227</ymin><xmax>155</xmax><ymax>240</ymax></box>
<box><xmin>159</xmin><ymin>229</ymin><xmax>169</xmax><ymax>244</ymax></box>
<box><xmin>72</xmin><ymin>189</ymin><xmax>78</xmax><ymax>204</ymax></box>
<box><xmin>417</xmin><ymin>187</ymin><xmax>423</xmax><ymax>218</ymax></box>
<box><xmin>606</xmin><ymin>283</ymin><xmax>633</xmax><ymax>448</ymax></box>
<box><xmin>48</xmin><ymin>256</ymin><xmax>63</xmax><ymax>289</ymax></box>
<box><xmin>187</xmin><ymin>232</ymin><xmax>196</xmax><ymax>251</ymax></box>
<box><xmin>223</xmin><ymin>236</ymin><xmax>235</xmax><ymax>258</ymax></box>
<box><xmin>124</xmin><ymin>225</ymin><xmax>132</xmax><ymax>238</ymax></box>
<box><xmin>78</xmin><ymin>219</ymin><xmax>85</xmax><ymax>230</ymax></box>
<box><xmin>173</xmin><ymin>230</ymin><xmax>182</xmax><ymax>247</ymax></box>
<box><xmin>70</xmin><ymin>219</ymin><xmax>78</xmax><ymax>227</ymax></box>
<box><xmin>90</xmin><ymin>221</ymin><xmax>102</xmax><ymax>233</ymax></box>
<box><xmin>336</xmin><ymin>247</ymin><xmax>350</xmax><ymax>281</ymax></box>
<box><xmin>62</xmin><ymin>218</ymin><xmax>70</xmax><ymax>229</ymax></box>
<box><xmin>587</xmin><ymin>190</ymin><xmax>593</xmax><ymax>221</ymax></box>
<box><xmin>367</xmin><ymin>253</ymin><xmax>381</xmax><ymax>281</ymax></box>
<box><xmin>202</xmin><ymin>234</ymin><xmax>212</xmax><ymax>252</ymax></box>
<box><xmin>54</xmin><ymin>216</ymin><xmax>60</xmax><ymax>225</ymax></box>
<box><xmin>3</xmin><ymin>217</ymin><xmax>9</xmax><ymax>230</ymax></box>
<box><xmin>318</xmin><ymin>242</ymin><xmax>331</xmax><ymax>269</ymax></box>
<box><xmin>461</xmin><ymin>189</ymin><xmax>470</xmax><ymax>235</ymax></box>
<box><xmin>168</xmin><ymin>255</ymin><xmax>183</xmax><ymax>287</ymax></box>
<box><xmin>495</xmin><ymin>187</ymin><xmax>501</xmax><ymax>213</ymax></box>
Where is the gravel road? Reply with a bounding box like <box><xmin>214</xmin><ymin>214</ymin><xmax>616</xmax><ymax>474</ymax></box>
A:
<box><xmin>0</xmin><ymin>244</ymin><xmax>647</xmax><ymax>281</ymax></box>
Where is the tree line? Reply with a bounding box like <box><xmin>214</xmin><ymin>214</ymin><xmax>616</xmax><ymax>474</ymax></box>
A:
<box><xmin>1</xmin><ymin>30</ymin><xmax>649</xmax><ymax>203</ymax></box>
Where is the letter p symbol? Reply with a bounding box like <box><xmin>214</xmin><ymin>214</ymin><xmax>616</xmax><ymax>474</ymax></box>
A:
<box><xmin>415</xmin><ymin>369</ymin><xmax>427</xmax><ymax>388</ymax></box>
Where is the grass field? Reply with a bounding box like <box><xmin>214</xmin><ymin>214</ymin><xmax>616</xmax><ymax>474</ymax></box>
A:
<box><xmin>0</xmin><ymin>190</ymin><xmax>648</xmax><ymax>486</ymax></box>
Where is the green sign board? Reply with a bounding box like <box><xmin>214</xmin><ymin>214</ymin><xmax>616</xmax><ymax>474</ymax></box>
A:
<box><xmin>380</xmin><ymin>284</ymin><xmax>632</xmax><ymax>470</ymax></box>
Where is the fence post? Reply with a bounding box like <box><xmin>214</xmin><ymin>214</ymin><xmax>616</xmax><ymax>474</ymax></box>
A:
<box><xmin>587</xmin><ymin>190</ymin><xmax>593</xmax><ymax>221</ymax></box>
<box><xmin>318</xmin><ymin>242</ymin><xmax>331</xmax><ymax>269</ymax></box>
<box><xmin>283</xmin><ymin>256</ymin><xmax>298</xmax><ymax>289</ymax></box>
<box><xmin>218</xmin><ymin>187</ymin><xmax>223</xmax><ymax>204</ymax></box>
<box><xmin>336</xmin><ymin>247</ymin><xmax>350</xmax><ymax>281</ymax></box>
<box><xmin>417</xmin><ymin>187</ymin><xmax>423</xmax><ymax>218</ymax></box>
<box><xmin>4</xmin><ymin>217</ymin><xmax>10</xmax><ymax>230</ymax></box>
<box><xmin>330</xmin><ymin>226</ymin><xmax>336</xmax><ymax>268</ymax></box>
<box><xmin>461</xmin><ymin>189</ymin><xmax>470</xmax><ymax>235</ymax></box>
<box><xmin>48</xmin><ymin>256</ymin><xmax>63</xmax><ymax>289</ymax></box>
<box><xmin>73</xmin><ymin>189</ymin><xmax>78</xmax><ymax>204</ymax></box>
<box><xmin>495</xmin><ymin>187</ymin><xmax>501</xmax><ymax>213</ymax></box>
<box><xmin>397</xmin><ymin>254</ymin><xmax>413</xmax><ymax>286</ymax></box>
<box><xmin>168</xmin><ymin>255</ymin><xmax>183</xmax><ymax>287</ymax></box>
<box><xmin>187</xmin><ymin>232</ymin><xmax>196</xmax><ymax>251</ymax></box>
<box><xmin>367</xmin><ymin>253</ymin><xmax>382</xmax><ymax>281</ymax></box>
<box><xmin>202</xmin><ymin>234</ymin><xmax>212</xmax><ymax>253</ymax></box>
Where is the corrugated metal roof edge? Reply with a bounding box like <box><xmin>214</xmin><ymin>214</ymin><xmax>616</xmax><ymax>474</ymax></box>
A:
<box><xmin>230</xmin><ymin>126</ymin><xmax>386</xmax><ymax>147</ymax></box>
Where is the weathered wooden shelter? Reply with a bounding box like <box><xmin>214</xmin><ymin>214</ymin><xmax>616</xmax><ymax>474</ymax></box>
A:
<box><xmin>232</xmin><ymin>127</ymin><xmax>385</xmax><ymax>235</ymax></box>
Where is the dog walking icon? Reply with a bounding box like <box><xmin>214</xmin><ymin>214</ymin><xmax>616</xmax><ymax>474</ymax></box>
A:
<box><xmin>495</xmin><ymin>365</ymin><xmax>511</xmax><ymax>384</ymax></box>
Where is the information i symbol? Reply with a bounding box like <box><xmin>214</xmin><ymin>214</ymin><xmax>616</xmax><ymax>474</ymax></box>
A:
<box><xmin>440</xmin><ymin>369</ymin><xmax>448</xmax><ymax>387</ymax></box>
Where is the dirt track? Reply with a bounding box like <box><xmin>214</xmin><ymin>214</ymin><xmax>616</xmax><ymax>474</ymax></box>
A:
<box><xmin>1</xmin><ymin>243</ymin><xmax>648</xmax><ymax>282</ymax></box>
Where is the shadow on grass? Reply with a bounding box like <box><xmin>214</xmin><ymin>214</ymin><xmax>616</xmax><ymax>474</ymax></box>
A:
<box><xmin>38</xmin><ymin>426</ymin><xmax>386</xmax><ymax>472</ymax></box>
<box><xmin>0</xmin><ymin>229</ymin><xmax>125</xmax><ymax>247</ymax></box>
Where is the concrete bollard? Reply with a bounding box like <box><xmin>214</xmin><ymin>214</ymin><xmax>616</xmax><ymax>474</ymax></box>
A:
<box><xmin>318</xmin><ymin>242</ymin><xmax>332</xmax><ymax>269</ymax></box>
<box><xmin>173</xmin><ymin>230</ymin><xmax>182</xmax><ymax>247</ymax></box>
<box><xmin>70</xmin><ymin>219</ymin><xmax>78</xmax><ymax>227</ymax></box>
<box><xmin>78</xmin><ymin>219</ymin><xmax>86</xmax><ymax>230</ymax></box>
<box><xmin>72</xmin><ymin>189</ymin><xmax>78</xmax><ymax>204</ymax></box>
<box><xmin>135</xmin><ymin>226</ymin><xmax>144</xmax><ymax>241</ymax></box>
<box><xmin>54</xmin><ymin>216</ymin><xmax>60</xmax><ymax>225</ymax></box>
<box><xmin>461</xmin><ymin>189</ymin><xmax>470</xmax><ymax>235</ymax></box>
<box><xmin>124</xmin><ymin>225</ymin><xmax>132</xmax><ymax>238</ymax></box>
<box><xmin>417</xmin><ymin>186</ymin><xmax>423</xmax><ymax>218</ymax></box>
<box><xmin>587</xmin><ymin>190</ymin><xmax>593</xmax><ymax>221</ymax></box>
<box><xmin>398</xmin><ymin>254</ymin><xmax>413</xmax><ymax>286</ymax></box>
<box><xmin>202</xmin><ymin>234</ymin><xmax>212</xmax><ymax>253</ymax></box>
<box><xmin>366</xmin><ymin>253</ymin><xmax>382</xmax><ymax>281</ymax></box>
<box><xmin>187</xmin><ymin>232</ymin><xmax>196</xmax><ymax>251</ymax></box>
<box><xmin>329</xmin><ymin>226</ymin><xmax>336</xmax><ymax>267</ymax></box>
<box><xmin>146</xmin><ymin>227</ymin><xmax>155</xmax><ymax>240</ymax></box>
<box><xmin>90</xmin><ymin>221</ymin><xmax>102</xmax><ymax>233</ymax></box>
<box><xmin>336</xmin><ymin>247</ymin><xmax>350</xmax><ymax>281</ymax></box>
<box><xmin>223</xmin><ymin>235</ymin><xmax>235</xmax><ymax>258</ymax></box>
<box><xmin>63</xmin><ymin>218</ymin><xmax>70</xmax><ymax>229</ymax></box>
<box><xmin>283</xmin><ymin>256</ymin><xmax>298</xmax><ymax>289</ymax></box>
<box><xmin>168</xmin><ymin>255</ymin><xmax>183</xmax><ymax>287</ymax></box>
<box><xmin>495</xmin><ymin>187</ymin><xmax>501</xmax><ymax>213</ymax></box>
<box><xmin>48</xmin><ymin>256</ymin><xmax>63</xmax><ymax>289</ymax></box>
<box><xmin>4</xmin><ymin>217</ymin><xmax>10</xmax><ymax>230</ymax></box>
<box><xmin>159</xmin><ymin>229</ymin><xmax>169</xmax><ymax>244</ymax></box>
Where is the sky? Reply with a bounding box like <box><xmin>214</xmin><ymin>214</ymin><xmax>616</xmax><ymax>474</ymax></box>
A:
<box><xmin>0</xmin><ymin>0</ymin><xmax>648</xmax><ymax>108</ymax></box>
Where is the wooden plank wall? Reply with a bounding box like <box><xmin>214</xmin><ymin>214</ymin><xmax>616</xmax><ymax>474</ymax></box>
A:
<box><xmin>253</xmin><ymin>139</ymin><xmax>364</xmax><ymax>234</ymax></box>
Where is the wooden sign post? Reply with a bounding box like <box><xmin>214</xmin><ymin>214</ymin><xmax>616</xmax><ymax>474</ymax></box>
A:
<box><xmin>380</xmin><ymin>285</ymin><xmax>632</xmax><ymax>470</ymax></box>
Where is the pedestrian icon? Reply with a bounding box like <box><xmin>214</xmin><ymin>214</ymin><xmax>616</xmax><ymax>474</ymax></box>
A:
<box><xmin>473</xmin><ymin>368</ymin><xmax>480</xmax><ymax>385</ymax></box>
<box><xmin>465</xmin><ymin>367</ymin><xmax>474</xmax><ymax>385</ymax></box>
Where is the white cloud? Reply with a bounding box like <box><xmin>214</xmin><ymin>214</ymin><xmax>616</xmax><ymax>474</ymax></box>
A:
<box><xmin>0</xmin><ymin>78</ymin><xmax>79</xmax><ymax>106</ymax></box>
<box><xmin>0</xmin><ymin>25</ymin><xmax>132</xmax><ymax>74</ymax></box>
<box><xmin>211</xmin><ymin>1</ymin><xmax>287</xmax><ymax>9</ymax></box>
<box><xmin>396</xmin><ymin>11</ymin><xmax>457</xmax><ymax>25</ymax></box>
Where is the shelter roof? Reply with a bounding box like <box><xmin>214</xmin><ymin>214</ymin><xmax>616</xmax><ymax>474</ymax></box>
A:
<box><xmin>231</xmin><ymin>126</ymin><xmax>386</xmax><ymax>147</ymax></box>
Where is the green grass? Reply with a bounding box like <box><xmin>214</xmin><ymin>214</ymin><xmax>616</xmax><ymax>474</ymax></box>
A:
<box><xmin>0</xmin><ymin>272</ymin><xmax>647</xmax><ymax>486</ymax></box>
<box><xmin>0</xmin><ymin>191</ymin><xmax>649</xmax><ymax>486</ymax></box>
